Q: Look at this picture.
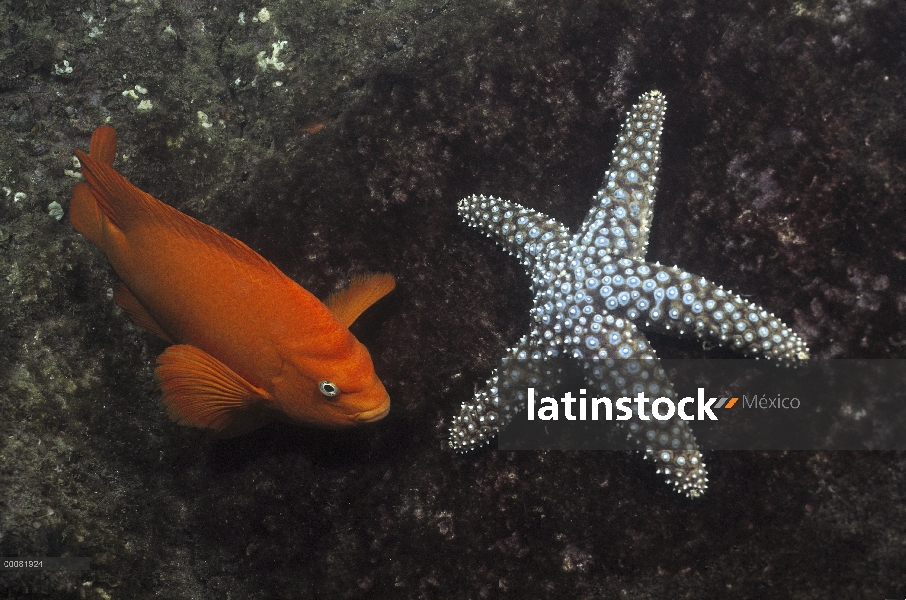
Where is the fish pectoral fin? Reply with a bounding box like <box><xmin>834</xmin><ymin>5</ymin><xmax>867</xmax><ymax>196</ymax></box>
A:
<box><xmin>113</xmin><ymin>284</ymin><xmax>174</xmax><ymax>343</ymax></box>
<box><xmin>155</xmin><ymin>344</ymin><xmax>273</xmax><ymax>434</ymax></box>
<box><xmin>324</xmin><ymin>272</ymin><xmax>396</xmax><ymax>327</ymax></box>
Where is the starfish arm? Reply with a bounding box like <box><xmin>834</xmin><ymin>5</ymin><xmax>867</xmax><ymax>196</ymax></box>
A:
<box><xmin>617</xmin><ymin>262</ymin><xmax>811</xmax><ymax>361</ymax></box>
<box><xmin>577</xmin><ymin>91</ymin><xmax>666</xmax><ymax>261</ymax></box>
<box><xmin>560</xmin><ymin>308</ymin><xmax>708</xmax><ymax>496</ymax></box>
<box><xmin>580</xmin><ymin>358</ymin><xmax>708</xmax><ymax>497</ymax></box>
<box><xmin>449</xmin><ymin>334</ymin><xmax>560</xmax><ymax>452</ymax></box>
<box><xmin>458</xmin><ymin>195</ymin><xmax>571</xmax><ymax>277</ymax></box>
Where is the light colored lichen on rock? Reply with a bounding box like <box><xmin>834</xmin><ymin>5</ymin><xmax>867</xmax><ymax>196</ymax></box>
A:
<box><xmin>48</xmin><ymin>201</ymin><xmax>63</xmax><ymax>220</ymax></box>
<box><xmin>257</xmin><ymin>41</ymin><xmax>288</xmax><ymax>71</ymax></box>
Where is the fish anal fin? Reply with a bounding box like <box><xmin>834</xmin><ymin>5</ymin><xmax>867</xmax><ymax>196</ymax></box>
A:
<box><xmin>114</xmin><ymin>284</ymin><xmax>174</xmax><ymax>343</ymax></box>
<box><xmin>88</xmin><ymin>125</ymin><xmax>117</xmax><ymax>166</ymax></box>
<box><xmin>155</xmin><ymin>344</ymin><xmax>273</xmax><ymax>435</ymax></box>
<box><xmin>325</xmin><ymin>273</ymin><xmax>396</xmax><ymax>327</ymax></box>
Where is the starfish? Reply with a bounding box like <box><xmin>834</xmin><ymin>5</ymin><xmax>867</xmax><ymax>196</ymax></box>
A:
<box><xmin>450</xmin><ymin>90</ymin><xmax>810</xmax><ymax>497</ymax></box>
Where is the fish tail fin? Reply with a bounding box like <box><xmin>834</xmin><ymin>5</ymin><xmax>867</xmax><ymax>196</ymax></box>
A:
<box><xmin>72</xmin><ymin>126</ymin><xmax>162</xmax><ymax>232</ymax></box>
<box><xmin>88</xmin><ymin>124</ymin><xmax>118</xmax><ymax>166</ymax></box>
<box><xmin>69</xmin><ymin>181</ymin><xmax>108</xmax><ymax>246</ymax></box>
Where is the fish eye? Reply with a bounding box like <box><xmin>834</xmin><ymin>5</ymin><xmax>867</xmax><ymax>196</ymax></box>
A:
<box><xmin>318</xmin><ymin>380</ymin><xmax>340</xmax><ymax>398</ymax></box>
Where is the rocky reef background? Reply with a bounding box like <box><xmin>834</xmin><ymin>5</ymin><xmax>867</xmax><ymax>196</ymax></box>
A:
<box><xmin>1</xmin><ymin>0</ymin><xmax>905</xmax><ymax>597</ymax></box>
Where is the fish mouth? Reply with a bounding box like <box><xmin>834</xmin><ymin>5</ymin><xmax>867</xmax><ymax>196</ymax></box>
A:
<box><xmin>353</xmin><ymin>403</ymin><xmax>390</xmax><ymax>423</ymax></box>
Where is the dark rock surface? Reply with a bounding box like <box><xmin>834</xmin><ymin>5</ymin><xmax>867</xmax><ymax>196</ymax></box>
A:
<box><xmin>1</xmin><ymin>0</ymin><xmax>904</xmax><ymax>597</ymax></box>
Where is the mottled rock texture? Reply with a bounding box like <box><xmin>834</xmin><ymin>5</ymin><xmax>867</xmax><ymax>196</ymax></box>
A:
<box><xmin>1</xmin><ymin>0</ymin><xmax>904</xmax><ymax>597</ymax></box>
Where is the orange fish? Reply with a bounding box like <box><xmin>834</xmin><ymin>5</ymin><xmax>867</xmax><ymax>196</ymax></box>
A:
<box><xmin>69</xmin><ymin>125</ymin><xmax>394</xmax><ymax>437</ymax></box>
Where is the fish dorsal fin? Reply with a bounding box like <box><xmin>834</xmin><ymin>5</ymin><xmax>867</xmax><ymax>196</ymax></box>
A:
<box><xmin>325</xmin><ymin>273</ymin><xmax>396</xmax><ymax>327</ymax></box>
<box><xmin>113</xmin><ymin>284</ymin><xmax>174</xmax><ymax>343</ymax></box>
<box><xmin>155</xmin><ymin>344</ymin><xmax>273</xmax><ymax>434</ymax></box>
<box><xmin>88</xmin><ymin>125</ymin><xmax>117</xmax><ymax>166</ymax></box>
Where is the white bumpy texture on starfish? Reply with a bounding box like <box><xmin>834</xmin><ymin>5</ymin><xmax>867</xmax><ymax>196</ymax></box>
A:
<box><xmin>450</xmin><ymin>90</ymin><xmax>810</xmax><ymax>498</ymax></box>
